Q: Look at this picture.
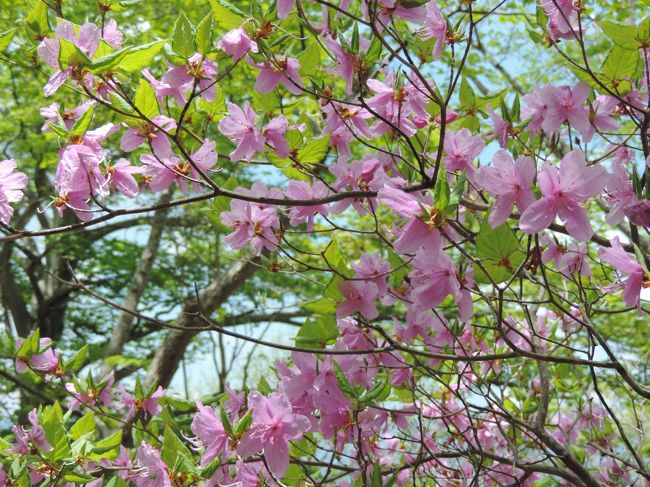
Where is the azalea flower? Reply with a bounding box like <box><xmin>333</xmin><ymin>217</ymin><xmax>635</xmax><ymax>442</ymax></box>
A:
<box><xmin>475</xmin><ymin>150</ymin><xmax>536</xmax><ymax>227</ymax></box>
<box><xmin>8</xmin><ymin>409</ymin><xmax>51</xmax><ymax>455</ymax></box>
<box><xmin>218</xmin><ymin>28</ymin><xmax>258</xmax><ymax>61</ymax></box>
<box><xmin>105</xmin><ymin>159</ymin><xmax>143</xmax><ymax>198</ymax></box>
<box><xmin>237</xmin><ymin>392</ymin><xmax>311</xmax><ymax>478</ymax></box>
<box><xmin>0</xmin><ymin>159</ymin><xmax>28</xmax><ymax>224</ymax></box>
<box><xmin>253</xmin><ymin>57</ymin><xmax>303</xmax><ymax>96</ymax></box>
<box><xmin>120</xmin><ymin>115</ymin><xmax>177</xmax><ymax>152</ymax></box>
<box><xmin>337</xmin><ymin>280</ymin><xmax>379</xmax><ymax>319</ymax></box>
<box><xmin>190</xmin><ymin>400</ymin><xmax>230</xmax><ymax>466</ymax></box>
<box><xmin>134</xmin><ymin>443</ymin><xmax>171</xmax><ymax>487</ymax></box>
<box><xmin>443</xmin><ymin>128</ymin><xmax>485</xmax><ymax>177</ymax></box>
<box><xmin>519</xmin><ymin>150</ymin><xmax>608</xmax><ymax>241</ymax></box>
<box><xmin>218</xmin><ymin>102</ymin><xmax>265</xmax><ymax>162</ymax></box>
<box><xmin>599</xmin><ymin>237</ymin><xmax>647</xmax><ymax>309</ymax></box>
<box><xmin>420</xmin><ymin>0</ymin><xmax>448</xmax><ymax>60</ymax></box>
<box><xmin>119</xmin><ymin>385</ymin><xmax>164</xmax><ymax>420</ymax></box>
<box><xmin>284</xmin><ymin>180</ymin><xmax>330</xmax><ymax>230</ymax></box>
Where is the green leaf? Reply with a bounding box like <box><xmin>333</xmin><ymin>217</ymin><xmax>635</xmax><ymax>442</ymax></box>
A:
<box><xmin>69</xmin><ymin>108</ymin><xmax>95</xmax><ymax>138</ymax></box>
<box><xmin>42</xmin><ymin>403</ymin><xmax>72</xmax><ymax>461</ymax></box>
<box><xmin>473</xmin><ymin>218</ymin><xmax>525</xmax><ymax>284</ymax></box>
<box><xmin>638</xmin><ymin>17</ymin><xmax>650</xmax><ymax>43</ymax></box>
<box><xmin>92</xmin><ymin>430</ymin><xmax>122</xmax><ymax>455</ymax></box>
<box><xmin>433</xmin><ymin>166</ymin><xmax>450</xmax><ymax>211</ymax></box>
<box><xmin>172</xmin><ymin>12</ymin><xmax>195</xmax><ymax>58</ymax></box>
<box><xmin>600</xmin><ymin>21</ymin><xmax>638</xmax><ymax>50</ymax></box>
<box><xmin>297</xmin><ymin>42</ymin><xmax>321</xmax><ymax>77</ymax></box>
<box><xmin>209</xmin><ymin>0</ymin><xmax>246</xmax><ymax>30</ymax></box>
<box><xmin>234</xmin><ymin>408</ymin><xmax>253</xmax><ymax>436</ymax></box>
<box><xmin>351</xmin><ymin>23</ymin><xmax>360</xmax><ymax>53</ymax></box>
<box><xmin>297</xmin><ymin>136</ymin><xmax>330</xmax><ymax>164</ymax></box>
<box><xmin>0</xmin><ymin>28</ymin><xmax>17</xmax><ymax>52</ymax></box>
<box><xmin>323</xmin><ymin>238</ymin><xmax>349</xmax><ymax>275</ymax></box>
<box><xmin>117</xmin><ymin>40</ymin><xmax>166</xmax><ymax>72</ymax></box>
<box><xmin>302</xmin><ymin>297</ymin><xmax>337</xmax><ymax>314</ymax></box>
<box><xmin>161</xmin><ymin>427</ymin><xmax>193</xmax><ymax>474</ymax></box>
<box><xmin>459</xmin><ymin>77</ymin><xmax>475</xmax><ymax>108</ymax></box>
<box><xmin>47</xmin><ymin>122</ymin><xmax>71</xmax><ymax>139</ymax></box>
<box><xmin>134</xmin><ymin>78</ymin><xmax>160</xmax><ymax>120</ymax></box>
<box><xmin>89</xmin><ymin>46</ymin><xmax>133</xmax><ymax>73</ymax></box>
<box><xmin>63</xmin><ymin>344</ymin><xmax>88</xmax><ymax>373</ymax></box>
<box><xmin>334</xmin><ymin>361</ymin><xmax>360</xmax><ymax>399</ymax></box>
<box><xmin>366</xmin><ymin>36</ymin><xmax>382</xmax><ymax>63</ymax></box>
<box><xmin>602</xmin><ymin>46</ymin><xmax>639</xmax><ymax>81</ymax></box>
<box><xmin>359</xmin><ymin>371</ymin><xmax>391</xmax><ymax>404</ymax></box>
<box><xmin>63</xmin><ymin>472</ymin><xmax>97</xmax><ymax>483</ymax></box>
<box><xmin>25</xmin><ymin>0</ymin><xmax>50</xmax><ymax>38</ymax></box>
<box><xmin>58</xmin><ymin>38</ymin><xmax>91</xmax><ymax>68</ymax></box>
<box><xmin>219</xmin><ymin>401</ymin><xmax>234</xmax><ymax>435</ymax></box>
<box><xmin>295</xmin><ymin>316</ymin><xmax>339</xmax><ymax>348</ymax></box>
<box><xmin>70</xmin><ymin>412</ymin><xmax>95</xmax><ymax>440</ymax></box>
<box><xmin>195</xmin><ymin>13</ymin><xmax>214</xmax><ymax>54</ymax></box>
<box><xmin>198</xmin><ymin>84</ymin><xmax>226</xmax><ymax>117</ymax></box>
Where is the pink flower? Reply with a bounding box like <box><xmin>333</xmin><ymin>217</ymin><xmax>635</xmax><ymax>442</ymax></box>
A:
<box><xmin>0</xmin><ymin>159</ymin><xmax>27</xmax><ymax>224</ymax></box>
<box><xmin>363</xmin><ymin>0</ymin><xmax>426</xmax><ymax>27</ymax></box>
<box><xmin>540</xmin><ymin>0</ymin><xmax>577</xmax><ymax>36</ymax></box>
<box><xmin>102</xmin><ymin>19</ymin><xmax>124</xmax><ymax>48</ymax></box>
<box><xmin>486</xmin><ymin>105</ymin><xmax>510</xmax><ymax>148</ymax></box>
<box><xmin>624</xmin><ymin>200</ymin><xmax>650</xmax><ymax>227</ymax></box>
<box><xmin>221</xmin><ymin>186</ymin><xmax>281</xmax><ymax>254</ymax></box>
<box><xmin>604</xmin><ymin>161</ymin><xmax>638</xmax><ymax>224</ymax></box>
<box><xmin>134</xmin><ymin>443</ymin><xmax>171</xmax><ymax>487</ymax></box>
<box><xmin>263</xmin><ymin>115</ymin><xmax>290</xmax><ymax>158</ymax></box>
<box><xmin>65</xmin><ymin>371</ymin><xmax>115</xmax><ymax>411</ymax></box>
<box><xmin>106</xmin><ymin>159</ymin><xmax>143</xmax><ymax>198</ymax></box>
<box><xmin>142</xmin><ymin>68</ymin><xmax>187</xmax><ymax>106</ymax></box>
<box><xmin>190</xmin><ymin>400</ymin><xmax>230</xmax><ymax>466</ymax></box>
<box><xmin>218</xmin><ymin>102</ymin><xmax>265</xmax><ymax>162</ymax></box>
<box><xmin>119</xmin><ymin>385</ymin><xmax>164</xmax><ymax>420</ymax></box>
<box><xmin>325</xmin><ymin>37</ymin><xmax>355</xmax><ymax>93</ymax></box>
<box><xmin>120</xmin><ymin>115</ymin><xmax>177</xmax><ymax>152</ymax></box>
<box><xmin>520</xmin><ymin>151</ymin><xmax>608</xmax><ymax>241</ymax></box>
<box><xmin>599</xmin><ymin>237</ymin><xmax>647</xmax><ymax>309</ymax></box>
<box><xmin>237</xmin><ymin>392</ymin><xmax>310</xmax><ymax>478</ymax></box>
<box><xmin>582</xmin><ymin>95</ymin><xmax>620</xmax><ymax>142</ymax></box>
<box><xmin>475</xmin><ymin>150</ymin><xmax>536</xmax><ymax>227</ymax></box>
<box><xmin>15</xmin><ymin>336</ymin><xmax>60</xmax><ymax>375</ymax></box>
<box><xmin>337</xmin><ymin>280</ymin><xmax>379</xmax><ymax>320</ymax></box>
<box><xmin>522</xmin><ymin>86</ymin><xmax>555</xmax><ymax>135</ymax></box>
<box><xmin>0</xmin><ymin>465</ymin><xmax>6</xmax><ymax>486</ymax></box>
<box><xmin>420</xmin><ymin>0</ymin><xmax>447</xmax><ymax>60</ymax></box>
<box><xmin>253</xmin><ymin>57</ymin><xmax>303</xmax><ymax>96</ymax></box>
<box><xmin>540</xmin><ymin>83</ymin><xmax>591</xmax><ymax>136</ymax></box>
<box><xmin>162</xmin><ymin>53</ymin><xmax>219</xmax><ymax>101</ymax></box>
<box><xmin>443</xmin><ymin>128</ymin><xmax>484</xmax><ymax>177</ymax></box>
<box><xmin>284</xmin><ymin>180</ymin><xmax>330</xmax><ymax>230</ymax></box>
<box><xmin>277</xmin><ymin>0</ymin><xmax>296</xmax><ymax>18</ymax></box>
<box><xmin>218</xmin><ymin>28</ymin><xmax>258</xmax><ymax>61</ymax></box>
<box><xmin>8</xmin><ymin>410</ymin><xmax>51</xmax><ymax>454</ymax></box>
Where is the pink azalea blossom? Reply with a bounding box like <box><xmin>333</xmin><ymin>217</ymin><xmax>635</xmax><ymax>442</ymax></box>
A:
<box><xmin>284</xmin><ymin>180</ymin><xmax>330</xmax><ymax>230</ymax></box>
<box><xmin>604</xmin><ymin>161</ymin><xmax>639</xmax><ymax>225</ymax></box>
<box><xmin>475</xmin><ymin>150</ymin><xmax>536</xmax><ymax>227</ymax></box>
<box><xmin>218</xmin><ymin>102</ymin><xmax>265</xmax><ymax>162</ymax></box>
<box><xmin>8</xmin><ymin>409</ymin><xmax>51</xmax><ymax>454</ymax></box>
<box><xmin>540</xmin><ymin>82</ymin><xmax>591</xmax><ymax>136</ymax></box>
<box><xmin>119</xmin><ymin>385</ymin><xmax>164</xmax><ymax>420</ymax></box>
<box><xmin>134</xmin><ymin>443</ymin><xmax>171</xmax><ymax>487</ymax></box>
<box><xmin>120</xmin><ymin>115</ymin><xmax>176</xmax><ymax>152</ymax></box>
<box><xmin>325</xmin><ymin>37</ymin><xmax>355</xmax><ymax>93</ymax></box>
<box><xmin>337</xmin><ymin>280</ymin><xmax>379</xmax><ymax>320</ymax></box>
<box><xmin>105</xmin><ymin>159</ymin><xmax>143</xmax><ymax>198</ymax></box>
<box><xmin>191</xmin><ymin>400</ymin><xmax>230</xmax><ymax>466</ymax></box>
<box><xmin>263</xmin><ymin>115</ymin><xmax>290</xmax><ymax>158</ymax></box>
<box><xmin>162</xmin><ymin>53</ymin><xmax>218</xmax><ymax>101</ymax></box>
<box><xmin>102</xmin><ymin>19</ymin><xmax>124</xmax><ymax>48</ymax></box>
<box><xmin>519</xmin><ymin>150</ymin><xmax>608</xmax><ymax>241</ymax></box>
<box><xmin>218</xmin><ymin>28</ymin><xmax>258</xmax><ymax>61</ymax></box>
<box><xmin>277</xmin><ymin>0</ymin><xmax>296</xmax><ymax>18</ymax></box>
<box><xmin>486</xmin><ymin>104</ymin><xmax>510</xmax><ymax>148</ymax></box>
<box><xmin>419</xmin><ymin>0</ymin><xmax>447</xmax><ymax>60</ymax></box>
<box><xmin>142</xmin><ymin>68</ymin><xmax>187</xmax><ymax>106</ymax></box>
<box><xmin>540</xmin><ymin>0</ymin><xmax>577</xmax><ymax>36</ymax></box>
<box><xmin>624</xmin><ymin>200</ymin><xmax>650</xmax><ymax>227</ymax></box>
<box><xmin>65</xmin><ymin>371</ymin><xmax>115</xmax><ymax>411</ymax></box>
<box><xmin>362</xmin><ymin>0</ymin><xmax>426</xmax><ymax>28</ymax></box>
<box><xmin>15</xmin><ymin>336</ymin><xmax>60</xmax><ymax>375</ymax></box>
<box><xmin>599</xmin><ymin>237</ymin><xmax>647</xmax><ymax>309</ymax></box>
<box><xmin>443</xmin><ymin>128</ymin><xmax>485</xmax><ymax>177</ymax></box>
<box><xmin>582</xmin><ymin>95</ymin><xmax>620</xmax><ymax>142</ymax></box>
<box><xmin>253</xmin><ymin>57</ymin><xmax>303</xmax><ymax>96</ymax></box>
<box><xmin>237</xmin><ymin>392</ymin><xmax>311</xmax><ymax>478</ymax></box>
<box><xmin>0</xmin><ymin>159</ymin><xmax>28</xmax><ymax>224</ymax></box>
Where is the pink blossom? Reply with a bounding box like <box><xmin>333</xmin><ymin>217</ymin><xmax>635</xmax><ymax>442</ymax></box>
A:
<box><xmin>604</xmin><ymin>161</ymin><xmax>638</xmax><ymax>225</ymax></box>
<box><xmin>263</xmin><ymin>115</ymin><xmax>290</xmax><ymax>158</ymax></box>
<box><xmin>15</xmin><ymin>336</ymin><xmax>60</xmax><ymax>375</ymax></box>
<box><xmin>0</xmin><ymin>159</ymin><xmax>27</xmax><ymax>224</ymax></box>
<box><xmin>191</xmin><ymin>400</ymin><xmax>230</xmax><ymax>466</ymax></box>
<box><xmin>253</xmin><ymin>57</ymin><xmax>303</xmax><ymax>96</ymax></box>
<box><xmin>624</xmin><ymin>200</ymin><xmax>650</xmax><ymax>227</ymax></box>
<box><xmin>65</xmin><ymin>371</ymin><xmax>115</xmax><ymax>410</ymax></box>
<box><xmin>443</xmin><ymin>128</ymin><xmax>484</xmax><ymax>177</ymax></box>
<box><xmin>218</xmin><ymin>102</ymin><xmax>265</xmax><ymax>162</ymax></box>
<box><xmin>8</xmin><ymin>409</ymin><xmax>51</xmax><ymax>455</ymax></box>
<box><xmin>102</xmin><ymin>19</ymin><xmax>124</xmax><ymax>48</ymax></box>
<box><xmin>582</xmin><ymin>95</ymin><xmax>620</xmax><ymax>142</ymax></box>
<box><xmin>162</xmin><ymin>53</ymin><xmax>219</xmax><ymax>101</ymax></box>
<box><xmin>486</xmin><ymin>105</ymin><xmax>510</xmax><ymax>148</ymax></box>
<box><xmin>277</xmin><ymin>0</ymin><xmax>296</xmax><ymax>18</ymax></box>
<box><xmin>120</xmin><ymin>115</ymin><xmax>177</xmax><ymax>152</ymax></box>
<box><xmin>119</xmin><ymin>385</ymin><xmax>164</xmax><ymax>420</ymax></box>
<box><xmin>221</xmin><ymin>193</ymin><xmax>280</xmax><ymax>254</ymax></box>
<box><xmin>284</xmin><ymin>180</ymin><xmax>330</xmax><ymax>230</ymax></box>
<box><xmin>519</xmin><ymin>150</ymin><xmax>608</xmax><ymax>241</ymax></box>
<box><xmin>540</xmin><ymin>82</ymin><xmax>591</xmax><ymax>136</ymax></box>
<box><xmin>142</xmin><ymin>68</ymin><xmax>187</xmax><ymax>106</ymax></box>
<box><xmin>351</xmin><ymin>253</ymin><xmax>390</xmax><ymax>298</ymax></box>
<box><xmin>420</xmin><ymin>1</ymin><xmax>447</xmax><ymax>60</ymax></box>
<box><xmin>325</xmin><ymin>37</ymin><xmax>355</xmax><ymax>93</ymax></box>
<box><xmin>0</xmin><ymin>465</ymin><xmax>6</xmax><ymax>486</ymax></box>
<box><xmin>134</xmin><ymin>443</ymin><xmax>171</xmax><ymax>487</ymax></box>
<box><xmin>599</xmin><ymin>237</ymin><xmax>647</xmax><ymax>309</ymax></box>
<box><xmin>522</xmin><ymin>86</ymin><xmax>554</xmax><ymax>134</ymax></box>
<box><xmin>541</xmin><ymin>0</ymin><xmax>577</xmax><ymax>36</ymax></box>
<box><xmin>337</xmin><ymin>280</ymin><xmax>379</xmax><ymax>320</ymax></box>
<box><xmin>218</xmin><ymin>28</ymin><xmax>258</xmax><ymax>61</ymax></box>
<box><xmin>475</xmin><ymin>150</ymin><xmax>536</xmax><ymax>227</ymax></box>
<box><xmin>106</xmin><ymin>159</ymin><xmax>143</xmax><ymax>198</ymax></box>
<box><xmin>237</xmin><ymin>392</ymin><xmax>310</xmax><ymax>478</ymax></box>
<box><xmin>363</xmin><ymin>0</ymin><xmax>426</xmax><ymax>27</ymax></box>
